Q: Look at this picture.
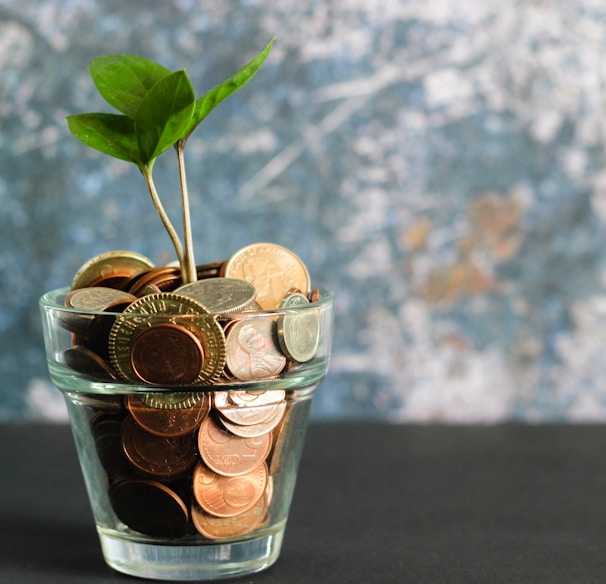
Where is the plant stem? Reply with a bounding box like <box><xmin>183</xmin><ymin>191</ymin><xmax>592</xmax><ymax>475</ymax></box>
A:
<box><xmin>140</xmin><ymin>163</ymin><xmax>186</xmax><ymax>275</ymax></box>
<box><xmin>176</xmin><ymin>140</ymin><xmax>196</xmax><ymax>284</ymax></box>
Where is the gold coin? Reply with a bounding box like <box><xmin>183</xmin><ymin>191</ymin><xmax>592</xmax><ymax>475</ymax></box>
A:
<box><xmin>108</xmin><ymin>292</ymin><xmax>226</xmax><ymax>386</ymax></box>
<box><xmin>277</xmin><ymin>293</ymin><xmax>320</xmax><ymax>362</ymax></box>
<box><xmin>71</xmin><ymin>250</ymin><xmax>155</xmax><ymax>290</ymax></box>
<box><xmin>222</xmin><ymin>243</ymin><xmax>310</xmax><ymax>309</ymax></box>
<box><xmin>140</xmin><ymin>392</ymin><xmax>204</xmax><ymax>410</ymax></box>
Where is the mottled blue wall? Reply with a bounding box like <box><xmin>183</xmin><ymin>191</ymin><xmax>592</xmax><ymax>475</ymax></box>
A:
<box><xmin>2</xmin><ymin>1</ymin><xmax>606</xmax><ymax>422</ymax></box>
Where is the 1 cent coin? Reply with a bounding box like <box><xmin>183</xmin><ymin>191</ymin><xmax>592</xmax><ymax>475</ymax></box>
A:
<box><xmin>192</xmin><ymin>461</ymin><xmax>268</xmax><ymax>518</ymax></box>
<box><xmin>121</xmin><ymin>416</ymin><xmax>198</xmax><ymax>479</ymax></box>
<box><xmin>198</xmin><ymin>415</ymin><xmax>271</xmax><ymax>477</ymax></box>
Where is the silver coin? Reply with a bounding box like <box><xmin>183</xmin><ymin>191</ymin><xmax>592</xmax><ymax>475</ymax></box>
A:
<box><xmin>175</xmin><ymin>278</ymin><xmax>257</xmax><ymax>314</ymax></box>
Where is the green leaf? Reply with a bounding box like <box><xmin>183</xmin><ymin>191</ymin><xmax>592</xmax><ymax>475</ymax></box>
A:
<box><xmin>135</xmin><ymin>70</ymin><xmax>196</xmax><ymax>163</ymax></box>
<box><xmin>66</xmin><ymin>113</ymin><xmax>139</xmax><ymax>163</ymax></box>
<box><xmin>89</xmin><ymin>54</ymin><xmax>172</xmax><ymax>118</ymax></box>
<box><xmin>183</xmin><ymin>38</ymin><xmax>275</xmax><ymax>140</ymax></box>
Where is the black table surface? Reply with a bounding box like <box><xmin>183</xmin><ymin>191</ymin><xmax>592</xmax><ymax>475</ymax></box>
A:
<box><xmin>2</xmin><ymin>423</ymin><xmax>606</xmax><ymax>583</ymax></box>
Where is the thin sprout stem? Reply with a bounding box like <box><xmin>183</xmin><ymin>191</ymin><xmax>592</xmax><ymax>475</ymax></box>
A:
<box><xmin>176</xmin><ymin>141</ymin><xmax>196</xmax><ymax>284</ymax></box>
<box><xmin>141</xmin><ymin>163</ymin><xmax>186</xmax><ymax>275</ymax></box>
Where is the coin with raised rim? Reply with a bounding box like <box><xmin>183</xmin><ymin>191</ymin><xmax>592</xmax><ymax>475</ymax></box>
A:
<box><xmin>217</xmin><ymin>402</ymin><xmax>286</xmax><ymax>438</ymax></box>
<box><xmin>109</xmin><ymin>478</ymin><xmax>189</xmax><ymax>538</ymax></box>
<box><xmin>191</xmin><ymin>495</ymin><xmax>267</xmax><ymax>540</ymax></box>
<box><xmin>192</xmin><ymin>461</ymin><xmax>268</xmax><ymax>518</ymax></box>
<box><xmin>277</xmin><ymin>292</ymin><xmax>320</xmax><ymax>362</ymax></box>
<box><xmin>121</xmin><ymin>415</ymin><xmax>198</xmax><ymax>478</ymax></box>
<box><xmin>175</xmin><ymin>277</ymin><xmax>257</xmax><ymax>314</ymax></box>
<box><xmin>198</xmin><ymin>415</ymin><xmax>272</xmax><ymax>477</ymax></box>
<box><xmin>126</xmin><ymin>394</ymin><xmax>208</xmax><ymax>437</ymax></box>
<box><xmin>71</xmin><ymin>250</ymin><xmax>155</xmax><ymax>290</ymax></box>
<box><xmin>108</xmin><ymin>292</ymin><xmax>226</xmax><ymax>386</ymax></box>
<box><xmin>224</xmin><ymin>317</ymin><xmax>286</xmax><ymax>381</ymax></box>
<box><xmin>222</xmin><ymin>243</ymin><xmax>310</xmax><ymax>309</ymax></box>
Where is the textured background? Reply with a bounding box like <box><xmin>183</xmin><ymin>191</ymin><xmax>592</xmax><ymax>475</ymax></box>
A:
<box><xmin>2</xmin><ymin>0</ymin><xmax>606</xmax><ymax>422</ymax></box>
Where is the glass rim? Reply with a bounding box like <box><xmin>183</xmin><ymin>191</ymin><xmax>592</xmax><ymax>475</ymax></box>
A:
<box><xmin>40</xmin><ymin>286</ymin><xmax>335</xmax><ymax>318</ymax></box>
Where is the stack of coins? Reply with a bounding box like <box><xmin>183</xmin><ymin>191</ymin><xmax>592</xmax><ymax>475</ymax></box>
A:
<box><xmin>61</xmin><ymin>242</ymin><xmax>322</xmax><ymax>386</ymax></box>
<box><xmin>89</xmin><ymin>389</ymin><xmax>288</xmax><ymax>540</ymax></box>
<box><xmin>62</xmin><ymin>242</ymin><xmax>321</xmax><ymax>541</ymax></box>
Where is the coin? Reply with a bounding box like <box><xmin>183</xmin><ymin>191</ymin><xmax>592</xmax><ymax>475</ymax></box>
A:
<box><xmin>108</xmin><ymin>293</ymin><xmax>226</xmax><ymax>386</ymax></box>
<box><xmin>65</xmin><ymin>287</ymin><xmax>137</xmax><ymax>312</ymax></box>
<box><xmin>217</xmin><ymin>403</ymin><xmax>286</xmax><ymax>438</ymax></box>
<box><xmin>127</xmin><ymin>266</ymin><xmax>181</xmax><ymax>297</ymax></box>
<box><xmin>222</xmin><ymin>243</ymin><xmax>310</xmax><ymax>309</ymax></box>
<box><xmin>224</xmin><ymin>317</ymin><xmax>286</xmax><ymax>381</ymax></box>
<box><xmin>191</xmin><ymin>495</ymin><xmax>267</xmax><ymax>540</ymax></box>
<box><xmin>277</xmin><ymin>292</ymin><xmax>320</xmax><ymax>362</ymax></box>
<box><xmin>121</xmin><ymin>415</ymin><xmax>198</xmax><ymax>479</ymax></box>
<box><xmin>214</xmin><ymin>390</ymin><xmax>286</xmax><ymax>427</ymax></box>
<box><xmin>226</xmin><ymin>390</ymin><xmax>286</xmax><ymax>408</ymax></box>
<box><xmin>130</xmin><ymin>322</ymin><xmax>205</xmax><ymax>385</ymax></box>
<box><xmin>198</xmin><ymin>415</ymin><xmax>272</xmax><ymax>477</ymax></box>
<box><xmin>109</xmin><ymin>478</ymin><xmax>189</xmax><ymax>538</ymax></box>
<box><xmin>64</xmin><ymin>345</ymin><xmax>118</xmax><ymax>380</ymax></box>
<box><xmin>192</xmin><ymin>461</ymin><xmax>268</xmax><ymax>518</ymax></box>
<box><xmin>141</xmin><ymin>392</ymin><xmax>204</xmax><ymax>410</ymax></box>
<box><xmin>126</xmin><ymin>394</ymin><xmax>207</xmax><ymax>437</ymax></box>
<box><xmin>71</xmin><ymin>250</ymin><xmax>155</xmax><ymax>290</ymax></box>
<box><xmin>175</xmin><ymin>277</ymin><xmax>257</xmax><ymax>314</ymax></box>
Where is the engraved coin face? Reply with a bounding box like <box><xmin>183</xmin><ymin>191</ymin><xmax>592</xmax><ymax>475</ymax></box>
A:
<box><xmin>191</xmin><ymin>495</ymin><xmax>267</xmax><ymax>540</ymax></box>
<box><xmin>214</xmin><ymin>390</ymin><xmax>286</xmax><ymax>427</ymax></box>
<box><xmin>224</xmin><ymin>317</ymin><xmax>286</xmax><ymax>381</ymax></box>
<box><xmin>175</xmin><ymin>277</ymin><xmax>257</xmax><ymax>314</ymax></box>
<box><xmin>121</xmin><ymin>415</ymin><xmax>198</xmax><ymax>478</ymax></box>
<box><xmin>108</xmin><ymin>292</ymin><xmax>226</xmax><ymax>386</ymax></box>
<box><xmin>198</xmin><ymin>415</ymin><xmax>272</xmax><ymax>477</ymax></box>
<box><xmin>217</xmin><ymin>402</ymin><xmax>286</xmax><ymax>438</ymax></box>
<box><xmin>223</xmin><ymin>243</ymin><xmax>310</xmax><ymax>309</ymax></box>
<box><xmin>130</xmin><ymin>323</ymin><xmax>205</xmax><ymax>385</ymax></box>
<box><xmin>65</xmin><ymin>287</ymin><xmax>137</xmax><ymax>312</ymax></box>
<box><xmin>71</xmin><ymin>250</ymin><xmax>155</xmax><ymax>290</ymax></box>
<box><xmin>192</xmin><ymin>462</ymin><xmax>268</xmax><ymax>518</ymax></box>
<box><xmin>277</xmin><ymin>294</ymin><xmax>321</xmax><ymax>363</ymax></box>
<box><xmin>109</xmin><ymin>478</ymin><xmax>189</xmax><ymax>538</ymax></box>
<box><xmin>126</xmin><ymin>394</ymin><xmax>208</xmax><ymax>437</ymax></box>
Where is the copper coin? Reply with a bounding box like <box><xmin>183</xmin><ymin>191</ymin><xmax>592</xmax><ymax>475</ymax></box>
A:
<box><xmin>108</xmin><ymin>293</ymin><xmax>226</xmax><ymax>386</ymax></box>
<box><xmin>109</xmin><ymin>478</ymin><xmax>189</xmax><ymax>538</ymax></box>
<box><xmin>224</xmin><ymin>317</ymin><xmax>286</xmax><ymax>381</ymax></box>
<box><xmin>198</xmin><ymin>415</ymin><xmax>272</xmax><ymax>477</ymax></box>
<box><xmin>127</xmin><ymin>266</ymin><xmax>181</xmax><ymax>297</ymax></box>
<box><xmin>192</xmin><ymin>461</ymin><xmax>268</xmax><ymax>518</ymax></box>
<box><xmin>191</xmin><ymin>495</ymin><xmax>267</xmax><ymax>540</ymax></box>
<box><xmin>64</xmin><ymin>345</ymin><xmax>117</xmax><ymax>380</ymax></box>
<box><xmin>121</xmin><ymin>416</ymin><xmax>198</xmax><ymax>479</ymax></box>
<box><xmin>130</xmin><ymin>322</ymin><xmax>205</xmax><ymax>386</ymax></box>
<box><xmin>71</xmin><ymin>250</ymin><xmax>155</xmax><ymax>290</ymax></box>
<box><xmin>126</xmin><ymin>394</ymin><xmax>207</xmax><ymax>437</ymax></box>
<box><xmin>222</xmin><ymin>243</ymin><xmax>310</xmax><ymax>310</ymax></box>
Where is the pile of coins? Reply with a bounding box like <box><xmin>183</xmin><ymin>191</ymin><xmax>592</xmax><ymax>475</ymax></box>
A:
<box><xmin>59</xmin><ymin>242</ymin><xmax>323</xmax><ymax>540</ymax></box>
<box><xmin>92</xmin><ymin>389</ymin><xmax>290</xmax><ymax>540</ymax></box>
<box><xmin>60</xmin><ymin>242</ymin><xmax>322</xmax><ymax>386</ymax></box>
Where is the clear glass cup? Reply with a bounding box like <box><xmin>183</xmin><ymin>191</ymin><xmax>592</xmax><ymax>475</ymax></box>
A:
<box><xmin>40</xmin><ymin>287</ymin><xmax>334</xmax><ymax>581</ymax></box>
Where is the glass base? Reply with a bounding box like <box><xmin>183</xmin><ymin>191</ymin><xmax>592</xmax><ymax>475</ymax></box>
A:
<box><xmin>98</xmin><ymin>526</ymin><xmax>284</xmax><ymax>581</ymax></box>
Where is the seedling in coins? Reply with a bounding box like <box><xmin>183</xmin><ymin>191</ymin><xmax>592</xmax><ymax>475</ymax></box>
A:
<box><xmin>67</xmin><ymin>39</ymin><xmax>274</xmax><ymax>285</ymax></box>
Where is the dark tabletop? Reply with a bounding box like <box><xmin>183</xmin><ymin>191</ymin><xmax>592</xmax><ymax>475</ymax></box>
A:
<box><xmin>2</xmin><ymin>423</ymin><xmax>606</xmax><ymax>583</ymax></box>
